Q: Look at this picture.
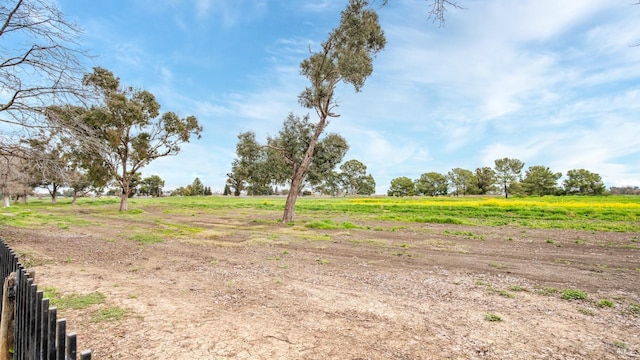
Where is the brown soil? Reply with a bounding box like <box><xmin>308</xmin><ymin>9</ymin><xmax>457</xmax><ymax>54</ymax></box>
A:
<box><xmin>2</xmin><ymin>207</ymin><xmax>639</xmax><ymax>359</ymax></box>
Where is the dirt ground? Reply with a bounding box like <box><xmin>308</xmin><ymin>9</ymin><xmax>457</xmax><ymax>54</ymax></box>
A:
<box><xmin>2</xmin><ymin>207</ymin><xmax>639</xmax><ymax>359</ymax></box>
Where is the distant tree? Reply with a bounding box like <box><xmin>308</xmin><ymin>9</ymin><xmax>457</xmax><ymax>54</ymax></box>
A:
<box><xmin>563</xmin><ymin>169</ymin><xmax>606</xmax><ymax>195</ymax></box>
<box><xmin>23</xmin><ymin>135</ymin><xmax>69</xmax><ymax>203</ymax></box>
<box><xmin>521</xmin><ymin>165</ymin><xmax>561</xmax><ymax>196</ymax></box>
<box><xmin>474</xmin><ymin>167</ymin><xmax>496</xmax><ymax>195</ymax></box>
<box><xmin>223</xmin><ymin>184</ymin><xmax>231</xmax><ymax>196</ymax></box>
<box><xmin>357</xmin><ymin>175</ymin><xmax>376</xmax><ymax>196</ymax></box>
<box><xmin>0</xmin><ymin>150</ymin><xmax>31</xmax><ymax>207</ymax></box>
<box><xmin>227</xmin><ymin>131</ymin><xmax>269</xmax><ymax>196</ymax></box>
<box><xmin>388</xmin><ymin>176</ymin><xmax>415</xmax><ymax>197</ymax></box>
<box><xmin>190</xmin><ymin>178</ymin><xmax>204</xmax><ymax>196</ymax></box>
<box><xmin>339</xmin><ymin>159</ymin><xmax>376</xmax><ymax>196</ymax></box>
<box><xmin>415</xmin><ymin>172</ymin><xmax>448</xmax><ymax>196</ymax></box>
<box><xmin>281</xmin><ymin>0</ymin><xmax>386</xmax><ymax>223</ymax></box>
<box><xmin>140</xmin><ymin>175</ymin><xmax>165</xmax><ymax>197</ymax></box>
<box><xmin>447</xmin><ymin>168</ymin><xmax>475</xmax><ymax>196</ymax></box>
<box><xmin>70</xmin><ymin>67</ymin><xmax>202</xmax><ymax>211</ymax></box>
<box><xmin>314</xmin><ymin>171</ymin><xmax>344</xmax><ymax>197</ymax></box>
<box><xmin>494</xmin><ymin>158</ymin><xmax>524</xmax><ymax>198</ymax></box>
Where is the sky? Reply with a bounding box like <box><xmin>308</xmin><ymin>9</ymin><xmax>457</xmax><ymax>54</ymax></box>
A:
<box><xmin>55</xmin><ymin>0</ymin><xmax>640</xmax><ymax>194</ymax></box>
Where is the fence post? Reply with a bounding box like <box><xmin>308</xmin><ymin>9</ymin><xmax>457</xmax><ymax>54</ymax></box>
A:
<box><xmin>0</xmin><ymin>272</ymin><xmax>16</xmax><ymax>360</ymax></box>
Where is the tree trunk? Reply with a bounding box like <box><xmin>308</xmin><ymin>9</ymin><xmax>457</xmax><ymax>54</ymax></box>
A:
<box><xmin>1</xmin><ymin>195</ymin><xmax>10</xmax><ymax>208</ymax></box>
<box><xmin>282</xmin><ymin>119</ymin><xmax>327</xmax><ymax>224</ymax></box>
<box><xmin>282</xmin><ymin>177</ymin><xmax>302</xmax><ymax>223</ymax></box>
<box><xmin>119</xmin><ymin>185</ymin><xmax>129</xmax><ymax>211</ymax></box>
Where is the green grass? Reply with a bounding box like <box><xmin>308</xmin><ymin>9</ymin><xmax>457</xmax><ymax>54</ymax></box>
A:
<box><xmin>484</xmin><ymin>313</ymin><xmax>502</xmax><ymax>322</ymax></box>
<box><xmin>2</xmin><ymin>195</ymin><xmax>640</xmax><ymax>232</ymax></box>
<box><xmin>42</xmin><ymin>287</ymin><xmax>106</xmax><ymax>310</ymax></box>
<box><xmin>91</xmin><ymin>306</ymin><xmax>128</xmax><ymax>323</ymax></box>
<box><xmin>597</xmin><ymin>299</ymin><xmax>615</xmax><ymax>308</ymax></box>
<box><xmin>129</xmin><ymin>233</ymin><xmax>163</xmax><ymax>244</ymax></box>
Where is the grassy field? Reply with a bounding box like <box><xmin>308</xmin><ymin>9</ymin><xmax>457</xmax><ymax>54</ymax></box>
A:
<box><xmin>1</xmin><ymin>195</ymin><xmax>639</xmax><ymax>232</ymax></box>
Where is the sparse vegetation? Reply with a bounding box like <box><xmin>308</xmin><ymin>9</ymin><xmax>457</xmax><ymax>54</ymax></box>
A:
<box><xmin>561</xmin><ymin>289</ymin><xmax>587</xmax><ymax>301</ymax></box>
<box><xmin>43</xmin><ymin>288</ymin><xmax>106</xmax><ymax>310</ymax></box>
<box><xmin>91</xmin><ymin>306</ymin><xmax>128</xmax><ymax>323</ymax></box>
<box><xmin>485</xmin><ymin>313</ymin><xmax>502</xmax><ymax>322</ymax></box>
<box><xmin>597</xmin><ymin>299</ymin><xmax>615</xmax><ymax>308</ymax></box>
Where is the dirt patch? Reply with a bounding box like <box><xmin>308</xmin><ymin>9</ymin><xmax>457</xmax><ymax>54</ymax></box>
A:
<box><xmin>2</xmin><ymin>209</ymin><xmax>639</xmax><ymax>359</ymax></box>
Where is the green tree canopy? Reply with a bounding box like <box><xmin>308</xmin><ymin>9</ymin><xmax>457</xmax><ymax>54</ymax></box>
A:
<box><xmin>388</xmin><ymin>176</ymin><xmax>415</xmax><ymax>197</ymax></box>
<box><xmin>70</xmin><ymin>67</ymin><xmax>202</xmax><ymax>211</ymax></box>
<box><xmin>447</xmin><ymin>168</ymin><xmax>475</xmax><ymax>196</ymax></box>
<box><xmin>522</xmin><ymin>165</ymin><xmax>561</xmax><ymax>196</ymax></box>
<box><xmin>415</xmin><ymin>172</ymin><xmax>448</xmax><ymax>196</ymax></box>
<box><xmin>474</xmin><ymin>167</ymin><xmax>496</xmax><ymax>195</ymax></box>
<box><xmin>340</xmin><ymin>159</ymin><xmax>375</xmax><ymax>196</ymax></box>
<box><xmin>563</xmin><ymin>169</ymin><xmax>606</xmax><ymax>195</ymax></box>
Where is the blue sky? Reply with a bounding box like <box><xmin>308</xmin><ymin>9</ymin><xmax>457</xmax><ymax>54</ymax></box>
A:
<box><xmin>57</xmin><ymin>0</ymin><xmax>640</xmax><ymax>194</ymax></box>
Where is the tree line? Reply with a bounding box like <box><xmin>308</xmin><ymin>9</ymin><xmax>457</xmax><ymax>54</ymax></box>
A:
<box><xmin>388</xmin><ymin>157</ymin><xmax>607</xmax><ymax>197</ymax></box>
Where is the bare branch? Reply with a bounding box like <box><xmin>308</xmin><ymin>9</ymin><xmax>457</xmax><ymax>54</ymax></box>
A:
<box><xmin>0</xmin><ymin>0</ymin><xmax>91</xmax><ymax>133</ymax></box>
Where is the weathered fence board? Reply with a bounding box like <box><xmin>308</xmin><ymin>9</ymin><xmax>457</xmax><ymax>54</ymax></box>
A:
<box><xmin>0</xmin><ymin>238</ymin><xmax>91</xmax><ymax>359</ymax></box>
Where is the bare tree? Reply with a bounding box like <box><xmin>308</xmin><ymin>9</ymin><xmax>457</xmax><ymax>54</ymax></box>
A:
<box><xmin>381</xmin><ymin>0</ymin><xmax>463</xmax><ymax>27</ymax></box>
<box><xmin>0</xmin><ymin>0</ymin><xmax>88</xmax><ymax>132</ymax></box>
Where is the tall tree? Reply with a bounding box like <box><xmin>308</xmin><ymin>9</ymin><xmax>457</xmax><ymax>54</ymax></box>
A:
<box><xmin>494</xmin><ymin>158</ymin><xmax>524</xmax><ymax>199</ymax></box>
<box><xmin>74</xmin><ymin>67</ymin><xmax>202</xmax><ymax>211</ymax></box>
<box><xmin>0</xmin><ymin>0</ymin><xmax>88</xmax><ymax>134</ymax></box>
<box><xmin>281</xmin><ymin>0</ymin><xmax>385</xmax><ymax>223</ymax></box>
<box><xmin>522</xmin><ymin>165</ymin><xmax>561</xmax><ymax>196</ymax></box>
<box><xmin>563</xmin><ymin>169</ymin><xmax>606</xmax><ymax>195</ymax></box>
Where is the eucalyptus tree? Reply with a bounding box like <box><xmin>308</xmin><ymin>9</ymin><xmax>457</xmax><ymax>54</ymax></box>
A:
<box><xmin>339</xmin><ymin>159</ymin><xmax>376</xmax><ymax>195</ymax></box>
<box><xmin>494</xmin><ymin>158</ymin><xmax>524</xmax><ymax>199</ymax></box>
<box><xmin>266</xmin><ymin>113</ymin><xmax>349</xmax><ymax>195</ymax></box>
<box><xmin>73</xmin><ymin>67</ymin><xmax>202</xmax><ymax>211</ymax></box>
<box><xmin>281</xmin><ymin>0</ymin><xmax>386</xmax><ymax>223</ymax></box>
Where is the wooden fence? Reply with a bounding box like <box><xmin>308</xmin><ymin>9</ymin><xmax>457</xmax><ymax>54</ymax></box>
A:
<box><xmin>0</xmin><ymin>238</ymin><xmax>91</xmax><ymax>359</ymax></box>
